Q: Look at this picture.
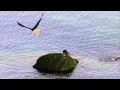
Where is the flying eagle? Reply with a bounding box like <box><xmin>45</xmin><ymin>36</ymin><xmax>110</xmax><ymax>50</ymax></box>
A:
<box><xmin>17</xmin><ymin>13</ymin><xmax>44</xmax><ymax>35</ymax></box>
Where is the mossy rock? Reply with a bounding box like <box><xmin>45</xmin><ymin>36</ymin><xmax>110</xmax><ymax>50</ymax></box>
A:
<box><xmin>33</xmin><ymin>53</ymin><xmax>78</xmax><ymax>74</ymax></box>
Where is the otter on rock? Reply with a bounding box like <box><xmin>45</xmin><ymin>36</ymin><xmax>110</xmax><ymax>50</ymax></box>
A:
<box><xmin>63</xmin><ymin>50</ymin><xmax>79</xmax><ymax>63</ymax></box>
<box><xmin>63</xmin><ymin>50</ymin><xmax>70</xmax><ymax>56</ymax></box>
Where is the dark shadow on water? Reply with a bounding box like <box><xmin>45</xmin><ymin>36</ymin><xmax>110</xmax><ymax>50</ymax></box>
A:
<box><xmin>33</xmin><ymin>65</ymin><xmax>75</xmax><ymax>77</ymax></box>
<box><xmin>40</xmin><ymin>72</ymin><xmax>73</xmax><ymax>79</ymax></box>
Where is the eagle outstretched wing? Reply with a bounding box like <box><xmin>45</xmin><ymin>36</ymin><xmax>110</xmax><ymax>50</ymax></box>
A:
<box><xmin>17</xmin><ymin>21</ymin><xmax>32</xmax><ymax>30</ymax></box>
<box><xmin>32</xmin><ymin>13</ymin><xmax>44</xmax><ymax>30</ymax></box>
<box><xmin>17</xmin><ymin>13</ymin><xmax>44</xmax><ymax>31</ymax></box>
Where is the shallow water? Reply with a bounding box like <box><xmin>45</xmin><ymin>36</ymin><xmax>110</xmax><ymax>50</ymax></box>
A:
<box><xmin>0</xmin><ymin>11</ymin><xmax>120</xmax><ymax>79</ymax></box>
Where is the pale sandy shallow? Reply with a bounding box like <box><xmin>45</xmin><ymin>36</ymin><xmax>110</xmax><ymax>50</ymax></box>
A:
<box><xmin>0</xmin><ymin>51</ymin><xmax>120</xmax><ymax>79</ymax></box>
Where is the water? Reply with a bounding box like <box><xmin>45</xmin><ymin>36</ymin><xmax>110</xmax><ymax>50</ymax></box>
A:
<box><xmin>0</xmin><ymin>11</ymin><xmax>120</xmax><ymax>79</ymax></box>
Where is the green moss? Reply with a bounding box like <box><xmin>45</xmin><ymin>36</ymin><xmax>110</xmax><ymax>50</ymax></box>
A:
<box><xmin>33</xmin><ymin>53</ymin><xmax>78</xmax><ymax>74</ymax></box>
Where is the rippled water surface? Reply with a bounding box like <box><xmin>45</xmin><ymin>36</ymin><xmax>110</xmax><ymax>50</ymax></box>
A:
<box><xmin>0</xmin><ymin>11</ymin><xmax>120</xmax><ymax>79</ymax></box>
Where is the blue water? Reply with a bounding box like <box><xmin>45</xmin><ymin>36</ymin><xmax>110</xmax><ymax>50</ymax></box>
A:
<box><xmin>0</xmin><ymin>11</ymin><xmax>120</xmax><ymax>79</ymax></box>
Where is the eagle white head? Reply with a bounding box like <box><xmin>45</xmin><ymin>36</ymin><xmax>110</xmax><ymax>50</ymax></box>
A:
<box><xmin>32</xmin><ymin>28</ymin><xmax>40</xmax><ymax>35</ymax></box>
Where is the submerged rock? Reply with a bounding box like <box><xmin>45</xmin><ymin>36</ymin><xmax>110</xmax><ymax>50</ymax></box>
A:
<box><xmin>115</xmin><ymin>57</ymin><xmax>120</xmax><ymax>60</ymax></box>
<box><xmin>99</xmin><ymin>56</ymin><xmax>120</xmax><ymax>62</ymax></box>
<box><xmin>33</xmin><ymin>53</ymin><xmax>78</xmax><ymax>74</ymax></box>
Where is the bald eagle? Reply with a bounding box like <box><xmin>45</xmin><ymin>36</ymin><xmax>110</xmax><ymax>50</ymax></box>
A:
<box><xmin>17</xmin><ymin>13</ymin><xmax>44</xmax><ymax>35</ymax></box>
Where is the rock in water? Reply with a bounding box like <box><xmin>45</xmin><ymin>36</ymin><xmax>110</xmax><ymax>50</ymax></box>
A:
<box><xmin>33</xmin><ymin>53</ymin><xmax>78</xmax><ymax>74</ymax></box>
<box><xmin>99</xmin><ymin>56</ymin><xmax>120</xmax><ymax>62</ymax></box>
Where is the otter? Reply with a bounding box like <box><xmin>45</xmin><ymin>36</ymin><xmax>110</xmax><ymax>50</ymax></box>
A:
<box><xmin>63</xmin><ymin>50</ymin><xmax>79</xmax><ymax>63</ymax></box>
<box><xmin>63</xmin><ymin>50</ymin><xmax>70</xmax><ymax>56</ymax></box>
